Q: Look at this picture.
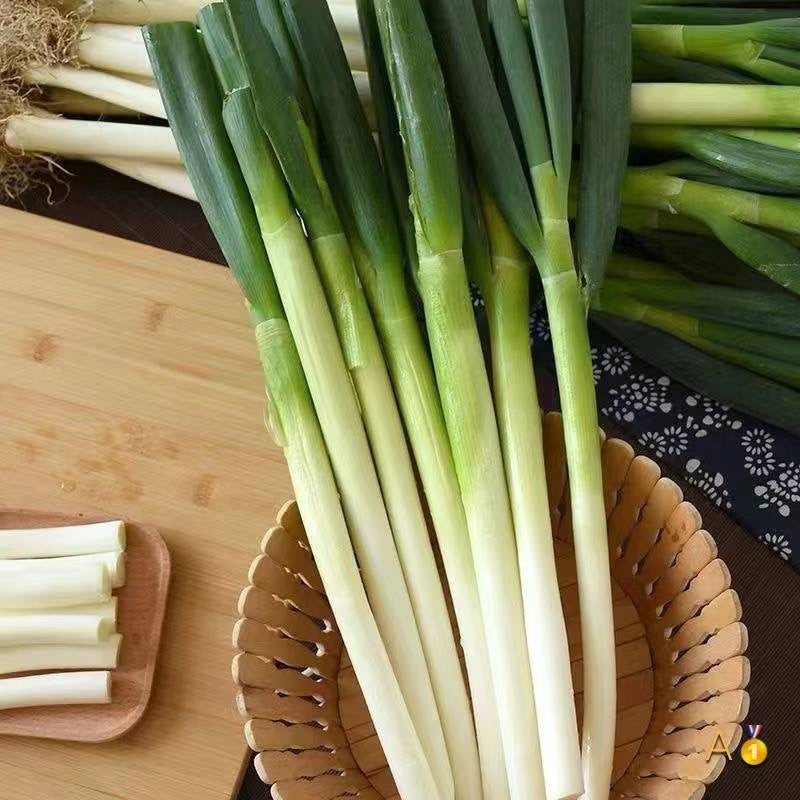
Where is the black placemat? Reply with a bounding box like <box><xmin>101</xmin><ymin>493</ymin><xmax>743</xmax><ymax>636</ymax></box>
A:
<box><xmin>8</xmin><ymin>163</ymin><xmax>798</xmax><ymax>800</ymax></box>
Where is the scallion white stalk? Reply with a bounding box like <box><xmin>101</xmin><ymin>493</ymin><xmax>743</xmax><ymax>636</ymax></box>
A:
<box><xmin>476</xmin><ymin>195</ymin><xmax>583</xmax><ymax>800</ymax></box>
<box><xmin>0</xmin><ymin>565</ymin><xmax>111</xmax><ymax>610</ymax></box>
<box><xmin>0</xmin><ymin>520</ymin><xmax>124</xmax><ymax>559</ymax></box>
<box><xmin>4</xmin><ymin>115</ymin><xmax>182</xmax><ymax>163</ymax></box>
<box><xmin>0</xmin><ymin>671</ymin><xmax>112</xmax><ymax>711</ymax></box>
<box><xmin>631</xmin><ymin>82</ymin><xmax>800</xmax><ymax>127</ymax></box>
<box><xmin>78</xmin><ymin>23</ymin><xmax>153</xmax><ymax>77</ymax></box>
<box><xmin>93</xmin><ymin>157</ymin><xmax>196</xmax><ymax>200</ymax></box>
<box><xmin>23</xmin><ymin>65</ymin><xmax>166</xmax><ymax>118</ymax></box>
<box><xmin>0</xmin><ymin>634</ymin><xmax>122</xmax><ymax>676</ymax></box>
<box><xmin>0</xmin><ymin>614</ymin><xmax>114</xmax><ymax>646</ymax></box>
<box><xmin>0</xmin><ymin>552</ymin><xmax>125</xmax><ymax>589</ymax></box>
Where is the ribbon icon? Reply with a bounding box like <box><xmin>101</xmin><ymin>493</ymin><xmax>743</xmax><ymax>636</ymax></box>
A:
<box><xmin>747</xmin><ymin>724</ymin><xmax>764</xmax><ymax>740</ymax></box>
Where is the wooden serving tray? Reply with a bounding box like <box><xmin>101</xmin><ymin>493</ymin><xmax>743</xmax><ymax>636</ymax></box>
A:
<box><xmin>0</xmin><ymin>510</ymin><xmax>170</xmax><ymax>742</ymax></box>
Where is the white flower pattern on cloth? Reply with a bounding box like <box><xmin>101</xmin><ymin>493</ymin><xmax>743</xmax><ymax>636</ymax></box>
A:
<box><xmin>755</xmin><ymin>462</ymin><xmax>800</xmax><ymax>518</ymax></box>
<box><xmin>741</xmin><ymin>427</ymin><xmax>777</xmax><ymax>477</ymax></box>
<box><xmin>759</xmin><ymin>532</ymin><xmax>793</xmax><ymax>561</ymax></box>
<box><xmin>638</xmin><ymin>424</ymin><xmax>690</xmax><ymax>458</ymax></box>
<box><xmin>686</xmin><ymin>459</ymin><xmax>732</xmax><ymax>510</ymax></box>
<box><xmin>678</xmin><ymin>395</ymin><xmax>743</xmax><ymax>439</ymax></box>
<box><xmin>600</xmin><ymin>345</ymin><xmax>631</xmax><ymax>376</ymax></box>
<box><xmin>602</xmin><ymin>374</ymin><xmax>672</xmax><ymax>423</ymax></box>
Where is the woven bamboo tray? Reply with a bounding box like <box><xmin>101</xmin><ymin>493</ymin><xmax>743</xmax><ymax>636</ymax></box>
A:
<box><xmin>232</xmin><ymin>413</ymin><xmax>749</xmax><ymax>800</ymax></box>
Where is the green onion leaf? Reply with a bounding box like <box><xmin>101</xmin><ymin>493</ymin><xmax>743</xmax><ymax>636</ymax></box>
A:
<box><xmin>576</xmin><ymin>0</ymin><xmax>631</xmax><ymax>300</ymax></box>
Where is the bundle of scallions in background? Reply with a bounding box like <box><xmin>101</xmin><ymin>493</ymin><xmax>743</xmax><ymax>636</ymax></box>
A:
<box><xmin>142</xmin><ymin>0</ymin><xmax>630</xmax><ymax>797</ymax></box>
<box><xmin>0</xmin><ymin>0</ymin><xmax>364</xmax><ymax>199</ymax></box>
<box><xmin>598</xmin><ymin>1</ymin><xmax>800</xmax><ymax>436</ymax></box>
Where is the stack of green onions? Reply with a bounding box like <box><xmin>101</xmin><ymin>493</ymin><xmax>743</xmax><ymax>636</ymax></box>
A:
<box><xmin>590</xmin><ymin>253</ymin><xmax>800</xmax><ymax>436</ymax></box>
<box><xmin>144</xmin><ymin>0</ymin><xmax>633</xmax><ymax>797</ymax></box>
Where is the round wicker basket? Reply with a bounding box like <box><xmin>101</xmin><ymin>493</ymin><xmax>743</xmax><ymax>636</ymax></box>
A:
<box><xmin>232</xmin><ymin>413</ymin><xmax>749</xmax><ymax>800</ymax></box>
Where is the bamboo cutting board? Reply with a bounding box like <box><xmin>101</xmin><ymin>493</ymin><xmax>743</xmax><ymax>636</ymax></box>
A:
<box><xmin>0</xmin><ymin>207</ymin><xmax>291</xmax><ymax>800</ymax></box>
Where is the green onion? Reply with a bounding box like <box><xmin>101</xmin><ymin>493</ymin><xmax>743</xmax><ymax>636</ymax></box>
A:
<box><xmin>623</xmin><ymin>228</ymin><xmax>786</xmax><ymax>290</ymax></box>
<box><xmin>632</xmin><ymin>20</ymin><xmax>800</xmax><ymax>84</ymax></box>
<box><xmin>576</xmin><ymin>0</ymin><xmax>631</xmax><ymax>299</ymax></box>
<box><xmin>631</xmin><ymin>82</ymin><xmax>800</xmax><ymax>126</ymax></box>
<box><xmin>375</xmin><ymin>0</ymin><xmax>550</xmax><ymax>797</ymax></box>
<box><xmin>426</xmin><ymin>0</ymin><xmax>616</xmax><ymax>797</ymax></box>
<box><xmin>631</xmin><ymin>125</ymin><xmax>800</xmax><ymax>192</ymax></box>
<box><xmin>607</xmin><ymin>253</ymin><xmax>689</xmax><ymax>283</ymax></box>
<box><xmin>594</xmin><ymin>312</ymin><xmax>800</xmax><ymax>437</ymax></box>
<box><xmin>621</xmin><ymin>167</ymin><xmax>800</xmax><ymax>293</ymax></box>
<box><xmin>605</xmin><ymin>274</ymin><xmax>800</xmax><ymax>336</ymax></box>
<box><xmin>595</xmin><ymin>287</ymin><xmax>800</xmax><ymax>388</ymax></box>
<box><xmin>654</xmin><ymin>157</ymin><xmax>799</xmax><ymax>197</ymax></box>
<box><xmin>633</xmin><ymin>5</ymin><xmax>800</xmax><ymax>25</ymax></box>
<box><xmin>277</xmin><ymin>2</ymin><xmax>489</xmax><ymax>795</ymax></box>
<box><xmin>144</xmin><ymin>21</ymin><xmax>439</xmax><ymax>800</ymax></box>
<box><xmin>633</xmin><ymin>51</ymin><xmax>758</xmax><ymax>82</ymax></box>
<box><xmin>473</xmin><ymin>184</ymin><xmax>584</xmax><ymax>800</ymax></box>
<box><xmin>223</xmin><ymin>5</ymin><xmax>453</xmax><ymax>796</ymax></box>
<box><xmin>727</xmin><ymin>127</ymin><xmax>800</xmax><ymax>151</ymax></box>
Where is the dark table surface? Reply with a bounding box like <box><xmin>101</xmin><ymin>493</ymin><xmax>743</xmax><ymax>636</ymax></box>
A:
<box><xmin>7</xmin><ymin>162</ymin><xmax>799</xmax><ymax>800</ymax></box>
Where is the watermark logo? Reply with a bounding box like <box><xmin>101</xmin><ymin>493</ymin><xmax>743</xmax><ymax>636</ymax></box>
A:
<box><xmin>740</xmin><ymin>724</ymin><xmax>768</xmax><ymax>767</ymax></box>
<box><xmin>705</xmin><ymin>723</ymin><xmax>767</xmax><ymax>766</ymax></box>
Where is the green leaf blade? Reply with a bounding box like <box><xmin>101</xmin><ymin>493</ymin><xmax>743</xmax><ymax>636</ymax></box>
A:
<box><xmin>576</xmin><ymin>0</ymin><xmax>632</xmax><ymax>299</ymax></box>
<box><xmin>426</xmin><ymin>0</ymin><xmax>542</xmax><ymax>254</ymax></box>
<box><xmin>143</xmin><ymin>21</ymin><xmax>282</xmax><ymax>322</ymax></box>
<box><xmin>279</xmin><ymin>0</ymin><xmax>405</xmax><ymax>279</ymax></box>
<box><xmin>374</xmin><ymin>0</ymin><xmax>462</xmax><ymax>255</ymax></box>
<box><xmin>526</xmin><ymin>0</ymin><xmax>574</xmax><ymax>196</ymax></box>
<box><xmin>226</xmin><ymin>0</ymin><xmax>338</xmax><ymax>236</ymax></box>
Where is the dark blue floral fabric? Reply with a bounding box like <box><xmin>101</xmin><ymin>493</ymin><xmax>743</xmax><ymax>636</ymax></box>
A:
<box><xmin>469</xmin><ymin>284</ymin><xmax>800</xmax><ymax>570</ymax></box>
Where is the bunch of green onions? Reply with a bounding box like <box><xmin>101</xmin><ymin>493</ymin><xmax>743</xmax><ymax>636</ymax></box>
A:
<box><xmin>143</xmin><ymin>0</ymin><xmax>631</xmax><ymax>797</ymax></box>
<box><xmin>590</xmin><ymin>252</ymin><xmax>800</xmax><ymax>436</ymax></box>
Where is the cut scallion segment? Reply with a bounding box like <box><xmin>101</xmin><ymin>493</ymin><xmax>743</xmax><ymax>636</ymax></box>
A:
<box><xmin>376</xmin><ymin>0</ymin><xmax>546</xmax><ymax>797</ymax></box>
<box><xmin>144</xmin><ymin>22</ymin><xmax>439</xmax><ymax>800</ymax></box>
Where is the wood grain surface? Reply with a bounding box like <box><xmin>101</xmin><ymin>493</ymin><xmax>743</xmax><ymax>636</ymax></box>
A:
<box><xmin>0</xmin><ymin>510</ymin><xmax>169</xmax><ymax>743</ymax></box>
<box><xmin>0</xmin><ymin>207</ymin><xmax>289</xmax><ymax>800</ymax></box>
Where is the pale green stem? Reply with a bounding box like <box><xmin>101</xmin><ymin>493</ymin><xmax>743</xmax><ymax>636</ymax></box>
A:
<box><xmin>622</xmin><ymin>169</ymin><xmax>800</xmax><ymax>234</ymax></box>
<box><xmin>309</xmin><ymin>234</ymin><xmax>456</xmax><ymax>800</ymax></box>
<box><xmin>416</xmin><ymin>242</ymin><xmax>546</xmax><ymax>800</ymax></box>
<box><xmin>540</xmin><ymin>222</ymin><xmax>615</xmax><ymax>800</ymax></box>
<box><xmin>374</xmin><ymin>300</ymin><xmax>509</xmax><ymax>800</ymax></box>
<box><xmin>253</xmin><ymin>318</ymin><xmax>439</xmax><ymax>800</ymax></box>
<box><xmin>631</xmin><ymin>83</ymin><xmax>800</xmax><ymax>127</ymax></box>
<box><xmin>485</xmin><ymin>254</ymin><xmax>583</xmax><ymax>800</ymax></box>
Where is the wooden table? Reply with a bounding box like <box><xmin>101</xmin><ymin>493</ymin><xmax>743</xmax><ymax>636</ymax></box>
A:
<box><xmin>0</xmin><ymin>207</ymin><xmax>291</xmax><ymax>800</ymax></box>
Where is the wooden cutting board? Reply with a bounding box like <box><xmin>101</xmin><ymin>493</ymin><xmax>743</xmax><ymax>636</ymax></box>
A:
<box><xmin>0</xmin><ymin>207</ymin><xmax>292</xmax><ymax>800</ymax></box>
